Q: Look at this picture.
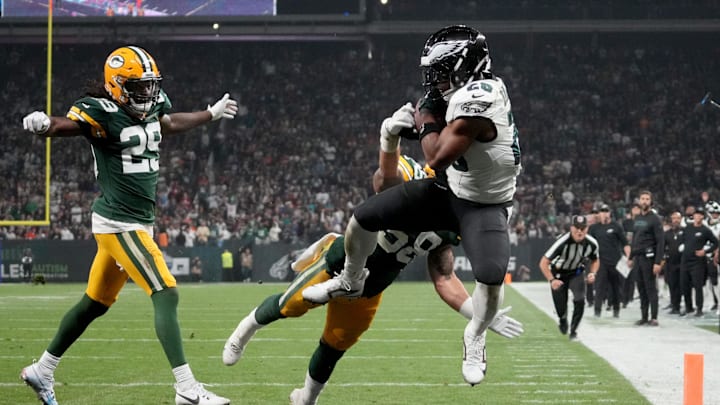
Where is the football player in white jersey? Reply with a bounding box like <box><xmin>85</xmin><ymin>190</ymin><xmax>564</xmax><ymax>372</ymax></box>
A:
<box><xmin>705</xmin><ymin>201</ymin><xmax>720</xmax><ymax>311</ymax></box>
<box><xmin>304</xmin><ymin>25</ymin><xmax>521</xmax><ymax>386</ymax></box>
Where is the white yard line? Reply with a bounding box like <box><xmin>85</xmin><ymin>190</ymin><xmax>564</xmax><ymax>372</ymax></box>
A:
<box><xmin>512</xmin><ymin>282</ymin><xmax>720</xmax><ymax>405</ymax></box>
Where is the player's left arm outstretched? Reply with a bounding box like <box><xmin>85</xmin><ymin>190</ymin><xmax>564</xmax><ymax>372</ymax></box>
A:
<box><xmin>160</xmin><ymin>93</ymin><xmax>238</xmax><ymax>134</ymax></box>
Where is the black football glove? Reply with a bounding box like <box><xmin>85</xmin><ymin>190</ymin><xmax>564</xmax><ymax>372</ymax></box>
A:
<box><xmin>397</xmin><ymin>127</ymin><xmax>419</xmax><ymax>140</ymax></box>
<box><xmin>418</xmin><ymin>87</ymin><xmax>448</xmax><ymax>118</ymax></box>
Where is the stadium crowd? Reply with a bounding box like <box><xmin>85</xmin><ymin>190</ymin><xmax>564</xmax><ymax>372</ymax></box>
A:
<box><xmin>371</xmin><ymin>0</ymin><xmax>720</xmax><ymax>20</ymax></box>
<box><xmin>2</xmin><ymin>34</ymin><xmax>719</xmax><ymax>245</ymax></box>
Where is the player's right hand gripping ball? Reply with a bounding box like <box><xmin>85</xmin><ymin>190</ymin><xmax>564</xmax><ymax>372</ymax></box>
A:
<box><xmin>382</xmin><ymin>102</ymin><xmax>418</xmax><ymax>140</ymax></box>
<box><xmin>22</xmin><ymin>111</ymin><xmax>51</xmax><ymax>135</ymax></box>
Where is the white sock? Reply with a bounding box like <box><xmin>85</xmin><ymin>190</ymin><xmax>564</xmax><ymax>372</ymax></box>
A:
<box><xmin>342</xmin><ymin>216</ymin><xmax>377</xmax><ymax>280</ymax></box>
<box><xmin>303</xmin><ymin>371</ymin><xmax>326</xmax><ymax>401</ymax></box>
<box><xmin>173</xmin><ymin>364</ymin><xmax>197</xmax><ymax>391</ymax></box>
<box><xmin>247</xmin><ymin>308</ymin><xmax>262</xmax><ymax>328</ymax></box>
<box><xmin>466</xmin><ymin>283</ymin><xmax>504</xmax><ymax>335</ymax></box>
<box><xmin>459</xmin><ymin>297</ymin><xmax>473</xmax><ymax>320</ymax></box>
<box><xmin>236</xmin><ymin>308</ymin><xmax>264</xmax><ymax>336</ymax></box>
<box><xmin>37</xmin><ymin>351</ymin><xmax>61</xmax><ymax>375</ymax></box>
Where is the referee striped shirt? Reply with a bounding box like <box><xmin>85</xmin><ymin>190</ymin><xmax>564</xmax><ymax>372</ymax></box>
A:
<box><xmin>543</xmin><ymin>232</ymin><xmax>600</xmax><ymax>272</ymax></box>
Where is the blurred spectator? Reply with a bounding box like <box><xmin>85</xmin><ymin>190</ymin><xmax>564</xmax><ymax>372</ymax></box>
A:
<box><xmin>3</xmin><ymin>35</ymin><xmax>720</xmax><ymax>244</ymax></box>
<box><xmin>190</xmin><ymin>256</ymin><xmax>203</xmax><ymax>283</ymax></box>
<box><xmin>221</xmin><ymin>248</ymin><xmax>234</xmax><ymax>282</ymax></box>
<box><xmin>239</xmin><ymin>246</ymin><xmax>254</xmax><ymax>282</ymax></box>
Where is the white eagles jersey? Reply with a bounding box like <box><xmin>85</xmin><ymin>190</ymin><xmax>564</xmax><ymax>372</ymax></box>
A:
<box><xmin>444</xmin><ymin>77</ymin><xmax>521</xmax><ymax>204</ymax></box>
<box><xmin>706</xmin><ymin>219</ymin><xmax>720</xmax><ymax>248</ymax></box>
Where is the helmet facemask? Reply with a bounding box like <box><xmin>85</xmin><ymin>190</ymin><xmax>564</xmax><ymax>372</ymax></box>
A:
<box><xmin>122</xmin><ymin>76</ymin><xmax>162</xmax><ymax>116</ymax></box>
<box><xmin>420</xmin><ymin>25</ymin><xmax>492</xmax><ymax>98</ymax></box>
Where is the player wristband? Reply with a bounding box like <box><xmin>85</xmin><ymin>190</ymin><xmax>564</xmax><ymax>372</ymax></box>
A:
<box><xmin>418</xmin><ymin>122</ymin><xmax>442</xmax><ymax>141</ymax></box>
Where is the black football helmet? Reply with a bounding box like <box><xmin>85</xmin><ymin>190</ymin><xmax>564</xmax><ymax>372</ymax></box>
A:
<box><xmin>420</xmin><ymin>25</ymin><xmax>491</xmax><ymax>94</ymax></box>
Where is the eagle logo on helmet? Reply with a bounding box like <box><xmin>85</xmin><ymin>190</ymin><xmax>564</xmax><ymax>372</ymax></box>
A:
<box><xmin>420</xmin><ymin>25</ymin><xmax>492</xmax><ymax>96</ymax></box>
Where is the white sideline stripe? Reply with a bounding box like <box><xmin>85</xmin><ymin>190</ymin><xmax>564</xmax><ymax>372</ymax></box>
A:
<box><xmin>0</xmin><ymin>316</ymin><xmax>450</xmax><ymax>322</ymax></box>
<box><xmin>527</xmin><ymin>390</ymin><xmax>605</xmax><ymax>394</ymax></box>
<box><xmin>0</xmin><ymin>296</ymin><xmax>75</xmax><ymax>300</ymax></box>
<box><xmin>0</xmin><ymin>381</ymin><xmax>601</xmax><ymax>388</ymax></box>
<box><xmin>15</xmin><ymin>353</ymin><xmax>400</xmax><ymax>360</ymax></box>
<box><xmin>521</xmin><ymin>400</ymin><xmax>616</xmax><ymax>404</ymax></box>
<box><xmin>5</xmin><ymin>337</ymin><xmax>467</xmax><ymax>343</ymax></box>
<box><xmin>0</xmin><ymin>326</ymin><xmax>462</xmax><ymax>333</ymax></box>
<box><xmin>513</xmin><ymin>358</ymin><xmax>583</xmax><ymax>362</ymax></box>
<box><xmin>516</xmin><ymin>374</ymin><xmax>597</xmax><ymax>379</ymax></box>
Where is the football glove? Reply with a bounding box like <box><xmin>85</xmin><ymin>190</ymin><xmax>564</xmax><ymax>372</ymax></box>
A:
<box><xmin>488</xmin><ymin>306</ymin><xmax>524</xmax><ymax>339</ymax></box>
<box><xmin>417</xmin><ymin>87</ymin><xmax>448</xmax><ymax>118</ymax></box>
<box><xmin>381</xmin><ymin>103</ymin><xmax>417</xmax><ymax>147</ymax></box>
<box><xmin>22</xmin><ymin>111</ymin><xmax>51</xmax><ymax>135</ymax></box>
<box><xmin>207</xmin><ymin>93</ymin><xmax>239</xmax><ymax>121</ymax></box>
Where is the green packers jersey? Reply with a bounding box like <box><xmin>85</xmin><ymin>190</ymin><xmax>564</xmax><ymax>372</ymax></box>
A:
<box><xmin>66</xmin><ymin>92</ymin><xmax>172</xmax><ymax>224</ymax></box>
<box><xmin>325</xmin><ymin>230</ymin><xmax>460</xmax><ymax>298</ymax></box>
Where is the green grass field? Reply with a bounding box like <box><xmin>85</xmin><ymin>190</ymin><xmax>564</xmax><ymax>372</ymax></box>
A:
<box><xmin>0</xmin><ymin>282</ymin><xmax>650</xmax><ymax>404</ymax></box>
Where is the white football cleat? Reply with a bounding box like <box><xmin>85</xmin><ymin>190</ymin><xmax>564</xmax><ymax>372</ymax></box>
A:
<box><xmin>20</xmin><ymin>363</ymin><xmax>58</xmax><ymax>405</ymax></box>
<box><xmin>175</xmin><ymin>383</ymin><xmax>230</xmax><ymax>405</ymax></box>
<box><xmin>302</xmin><ymin>269</ymin><xmax>369</xmax><ymax>304</ymax></box>
<box><xmin>223</xmin><ymin>310</ymin><xmax>260</xmax><ymax>366</ymax></box>
<box><xmin>289</xmin><ymin>388</ymin><xmax>318</xmax><ymax>405</ymax></box>
<box><xmin>462</xmin><ymin>325</ymin><xmax>487</xmax><ymax>386</ymax></box>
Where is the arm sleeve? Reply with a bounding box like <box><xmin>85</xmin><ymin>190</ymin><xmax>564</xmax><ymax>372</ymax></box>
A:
<box><xmin>617</xmin><ymin>223</ymin><xmax>629</xmax><ymax>246</ymax></box>
<box><xmin>707</xmin><ymin>229</ymin><xmax>719</xmax><ymax>252</ymax></box>
<box><xmin>586</xmin><ymin>236</ymin><xmax>600</xmax><ymax>261</ymax></box>
<box><xmin>653</xmin><ymin>217</ymin><xmax>665</xmax><ymax>264</ymax></box>
<box><xmin>543</xmin><ymin>233</ymin><xmax>569</xmax><ymax>260</ymax></box>
<box><xmin>66</xmin><ymin>97</ymin><xmax>110</xmax><ymax>139</ymax></box>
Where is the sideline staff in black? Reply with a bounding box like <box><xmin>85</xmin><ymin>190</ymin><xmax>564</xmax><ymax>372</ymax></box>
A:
<box><xmin>663</xmin><ymin>212</ymin><xmax>684</xmax><ymax>314</ymax></box>
<box><xmin>589</xmin><ymin>204</ymin><xmax>630</xmax><ymax>318</ymax></box>
<box><xmin>628</xmin><ymin>191</ymin><xmax>664</xmax><ymax>326</ymax></box>
<box><xmin>680</xmin><ymin>207</ymin><xmax>718</xmax><ymax>316</ymax></box>
<box><xmin>540</xmin><ymin>215</ymin><xmax>599</xmax><ymax>340</ymax></box>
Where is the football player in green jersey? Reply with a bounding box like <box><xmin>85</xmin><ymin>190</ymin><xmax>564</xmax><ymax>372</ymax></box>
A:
<box><xmin>221</xmin><ymin>125</ymin><xmax>523</xmax><ymax>404</ymax></box>
<box><xmin>20</xmin><ymin>46</ymin><xmax>238</xmax><ymax>405</ymax></box>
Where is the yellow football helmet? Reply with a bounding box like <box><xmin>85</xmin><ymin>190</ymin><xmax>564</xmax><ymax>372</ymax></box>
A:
<box><xmin>104</xmin><ymin>46</ymin><xmax>162</xmax><ymax>117</ymax></box>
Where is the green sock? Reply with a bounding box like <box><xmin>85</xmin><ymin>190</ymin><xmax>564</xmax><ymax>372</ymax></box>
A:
<box><xmin>308</xmin><ymin>341</ymin><xmax>345</xmax><ymax>384</ymax></box>
<box><xmin>151</xmin><ymin>288</ymin><xmax>186</xmax><ymax>368</ymax></box>
<box><xmin>48</xmin><ymin>294</ymin><xmax>108</xmax><ymax>356</ymax></box>
<box><xmin>254</xmin><ymin>293</ymin><xmax>284</xmax><ymax>325</ymax></box>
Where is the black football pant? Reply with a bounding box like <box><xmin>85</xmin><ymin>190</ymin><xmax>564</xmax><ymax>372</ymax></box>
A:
<box><xmin>594</xmin><ymin>264</ymin><xmax>622</xmax><ymax>315</ymax></box>
<box><xmin>707</xmin><ymin>261</ymin><xmax>718</xmax><ymax>306</ymax></box>
<box><xmin>622</xmin><ymin>268</ymin><xmax>635</xmax><ymax>305</ymax></box>
<box><xmin>664</xmin><ymin>263</ymin><xmax>681</xmax><ymax>312</ymax></box>
<box><xmin>551</xmin><ymin>272</ymin><xmax>586</xmax><ymax>334</ymax></box>
<box><xmin>354</xmin><ymin>178</ymin><xmax>510</xmax><ymax>285</ymax></box>
<box><xmin>634</xmin><ymin>256</ymin><xmax>658</xmax><ymax>321</ymax></box>
<box><xmin>681</xmin><ymin>261</ymin><xmax>707</xmax><ymax>312</ymax></box>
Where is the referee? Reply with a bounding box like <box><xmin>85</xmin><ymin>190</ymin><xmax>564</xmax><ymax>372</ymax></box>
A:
<box><xmin>540</xmin><ymin>215</ymin><xmax>600</xmax><ymax>340</ymax></box>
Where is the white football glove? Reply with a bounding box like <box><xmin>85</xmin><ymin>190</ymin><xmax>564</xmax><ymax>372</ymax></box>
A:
<box><xmin>380</xmin><ymin>102</ymin><xmax>415</xmax><ymax>152</ymax></box>
<box><xmin>22</xmin><ymin>111</ymin><xmax>51</xmax><ymax>135</ymax></box>
<box><xmin>207</xmin><ymin>93</ymin><xmax>239</xmax><ymax>121</ymax></box>
<box><xmin>488</xmin><ymin>306</ymin><xmax>524</xmax><ymax>339</ymax></box>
